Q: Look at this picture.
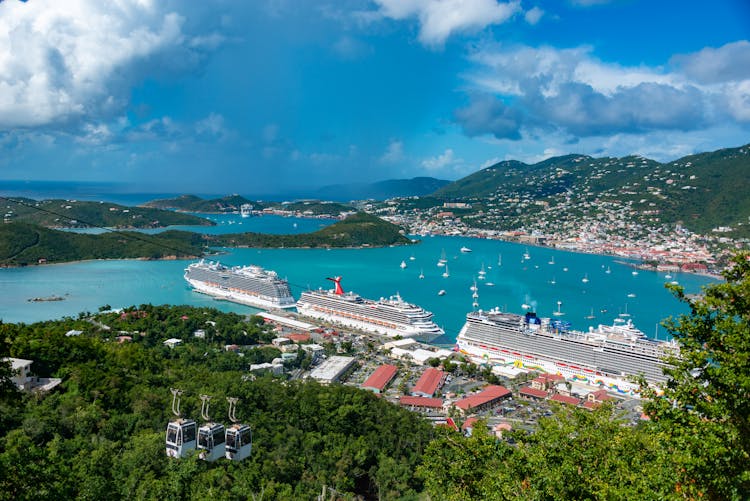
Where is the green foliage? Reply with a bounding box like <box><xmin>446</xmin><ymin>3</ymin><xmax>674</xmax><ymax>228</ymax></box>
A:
<box><xmin>208</xmin><ymin>211</ymin><xmax>412</xmax><ymax>248</ymax></box>
<box><xmin>4</xmin><ymin>198</ymin><xmax>212</xmax><ymax>229</ymax></box>
<box><xmin>0</xmin><ymin>223</ymin><xmax>204</xmax><ymax>266</ymax></box>
<box><xmin>143</xmin><ymin>194</ymin><xmax>264</xmax><ymax>213</ymax></box>
<box><xmin>0</xmin><ymin>305</ymin><xmax>432</xmax><ymax>500</ymax></box>
<box><xmin>643</xmin><ymin>252</ymin><xmax>750</xmax><ymax>499</ymax></box>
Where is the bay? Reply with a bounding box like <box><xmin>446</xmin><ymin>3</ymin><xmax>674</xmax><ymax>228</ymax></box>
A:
<box><xmin>0</xmin><ymin>214</ymin><xmax>717</xmax><ymax>345</ymax></box>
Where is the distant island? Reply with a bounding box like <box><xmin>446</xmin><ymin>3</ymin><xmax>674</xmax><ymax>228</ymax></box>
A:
<box><xmin>3</xmin><ymin>198</ymin><xmax>213</xmax><ymax>229</ymax></box>
<box><xmin>141</xmin><ymin>194</ymin><xmax>356</xmax><ymax>218</ymax></box>
<box><xmin>0</xmin><ymin>212</ymin><xmax>411</xmax><ymax>266</ymax></box>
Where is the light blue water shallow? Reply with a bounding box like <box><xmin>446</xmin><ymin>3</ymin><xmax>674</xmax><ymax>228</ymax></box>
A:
<box><xmin>0</xmin><ymin>221</ymin><xmax>718</xmax><ymax>345</ymax></box>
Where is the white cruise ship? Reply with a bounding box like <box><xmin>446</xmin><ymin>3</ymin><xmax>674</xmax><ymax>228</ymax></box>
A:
<box><xmin>296</xmin><ymin>277</ymin><xmax>444</xmax><ymax>342</ymax></box>
<box><xmin>456</xmin><ymin>309</ymin><xmax>679</xmax><ymax>395</ymax></box>
<box><xmin>184</xmin><ymin>259</ymin><xmax>296</xmax><ymax>309</ymax></box>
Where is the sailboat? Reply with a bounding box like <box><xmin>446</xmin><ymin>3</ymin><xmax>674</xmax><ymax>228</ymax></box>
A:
<box><xmin>442</xmin><ymin>264</ymin><xmax>450</xmax><ymax>278</ymax></box>
<box><xmin>605</xmin><ymin>266</ymin><xmax>611</xmax><ymax>274</ymax></box>
<box><xmin>409</xmin><ymin>254</ymin><xmax>416</xmax><ymax>261</ymax></box>
<box><xmin>550</xmin><ymin>276</ymin><xmax>556</xmax><ymax>285</ymax></box>
<box><xmin>548</xmin><ymin>256</ymin><xmax>555</xmax><ymax>265</ymax></box>
<box><xmin>477</xmin><ymin>263</ymin><xmax>486</xmax><ymax>280</ymax></box>
<box><xmin>582</xmin><ymin>273</ymin><xmax>589</xmax><ymax>283</ymax></box>
<box><xmin>418</xmin><ymin>269</ymin><xmax>424</xmax><ymax>279</ymax></box>
<box><xmin>437</xmin><ymin>249</ymin><xmax>447</xmax><ymax>267</ymax></box>
<box><xmin>619</xmin><ymin>304</ymin><xmax>631</xmax><ymax>318</ymax></box>
<box><xmin>400</xmin><ymin>260</ymin><xmax>407</xmax><ymax>269</ymax></box>
<box><xmin>497</xmin><ymin>253</ymin><xmax>502</xmax><ymax>266</ymax></box>
<box><xmin>585</xmin><ymin>307</ymin><xmax>596</xmax><ymax>320</ymax></box>
<box><xmin>470</xmin><ymin>281</ymin><xmax>478</xmax><ymax>292</ymax></box>
<box><xmin>553</xmin><ymin>300</ymin><xmax>565</xmax><ymax>316</ymax></box>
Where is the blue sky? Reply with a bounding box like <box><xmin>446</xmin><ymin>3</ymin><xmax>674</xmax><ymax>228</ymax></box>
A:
<box><xmin>1</xmin><ymin>0</ymin><xmax>749</xmax><ymax>195</ymax></box>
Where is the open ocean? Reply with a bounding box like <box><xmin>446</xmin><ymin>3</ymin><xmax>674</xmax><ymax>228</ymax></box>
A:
<box><xmin>0</xmin><ymin>209</ymin><xmax>717</xmax><ymax>345</ymax></box>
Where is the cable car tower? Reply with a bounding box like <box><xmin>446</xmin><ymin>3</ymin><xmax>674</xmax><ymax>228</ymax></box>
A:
<box><xmin>225</xmin><ymin>397</ymin><xmax>252</xmax><ymax>461</ymax></box>
<box><xmin>165</xmin><ymin>388</ymin><xmax>197</xmax><ymax>458</ymax></box>
<box><xmin>197</xmin><ymin>394</ymin><xmax>226</xmax><ymax>462</ymax></box>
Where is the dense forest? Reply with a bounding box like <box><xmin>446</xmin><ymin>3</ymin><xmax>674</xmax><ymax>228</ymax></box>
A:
<box><xmin>1</xmin><ymin>254</ymin><xmax>748</xmax><ymax>500</ymax></box>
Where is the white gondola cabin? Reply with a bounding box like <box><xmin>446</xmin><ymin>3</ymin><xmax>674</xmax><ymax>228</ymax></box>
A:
<box><xmin>225</xmin><ymin>423</ymin><xmax>252</xmax><ymax>461</ymax></box>
<box><xmin>166</xmin><ymin>418</ymin><xmax>197</xmax><ymax>458</ymax></box>
<box><xmin>196</xmin><ymin>394</ymin><xmax>225</xmax><ymax>462</ymax></box>
<box><xmin>166</xmin><ymin>389</ymin><xmax>196</xmax><ymax>458</ymax></box>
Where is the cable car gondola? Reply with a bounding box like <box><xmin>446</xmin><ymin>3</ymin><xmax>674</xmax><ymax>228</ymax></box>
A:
<box><xmin>225</xmin><ymin>397</ymin><xmax>252</xmax><ymax>461</ymax></box>
<box><xmin>166</xmin><ymin>388</ymin><xmax>197</xmax><ymax>458</ymax></box>
<box><xmin>197</xmin><ymin>394</ymin><xmax>226</xmax><ymax>462</ymax></box>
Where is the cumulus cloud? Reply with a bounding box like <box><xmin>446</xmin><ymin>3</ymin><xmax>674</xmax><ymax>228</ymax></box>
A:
<box><xmin>524</xmin><ymin>6</ymin><xmax>544</xmax><ymax>25</ymax></box>
<box><xmin>671</xmin><ymin>40</ymin><xmax>750</xmax><ymax>84</ymax></box>
<box><xmin>455</xmin><ymin>41</ymin><xmax>750</xmax><ymax>140</ymax></box>
<box><xmin>373</xmin><ymin>0</ymin><xmax>521</xmax><ymax>46</ymax></box>
<box><xmin>380</xmin><ymin>139</ymin><xmax>405</xmax><ymax>163</ymax></box>
<box><xmin>0</xmin><ymin>0</ymin><xmax>222</xmax><ymax>130</ymax></box>
<box><xmin>421</xmin><ymin>148</ymin><xmax>459</xmax><ymax>170</ymax></box>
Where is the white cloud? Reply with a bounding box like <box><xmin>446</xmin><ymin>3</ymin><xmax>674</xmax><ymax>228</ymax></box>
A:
<box><xmin>0</xmin><ymin>0</ymin><xmax>222</xmax><ymax>130</ymax></box>
<box><xmin>421</xmin><ymin>148</ymin><xmax>459</xmax><ymax>170</ymax></box>
<box><xmin>373</xmin><ymin>0</ymin><xmax>521</xmax><ymax>46</ymax></box>
<box><xmin>524</xmin><ymin>6</ymin><xmax>544</xmax><ymax>25</ymax></box>
<box><xmin>456</xmin><ymin>40</ymin><xmax>750</xmax><ymax>140</ymax></box>
<box><xmin>195</xmin><ymin>113</ymin><xmax>227</xmax><ymax>137</ymax></box>
<box><xmin>380</xmin><ymin>139</ymin><xmax>405</xmax><ymax>163</ymax></box>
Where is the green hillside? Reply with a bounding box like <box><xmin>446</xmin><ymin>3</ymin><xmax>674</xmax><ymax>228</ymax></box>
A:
<box><xmin>430</xmin><ymin>144</ymin><xmax>750</xmax><ymax>238</ymax></box>
<box><xmin>142</xmin><ymin>194</ymin><xmax>264</xmax><ymax>213</ymax></box>
<box><xmin>3</xmin><ymin>199</ymin><xmax>213</xmax><ymax>229</ymax></box>
<box><xmin>0</xmin><ymin>223</ymin><xmax>204</xmax><ymax>267</ymax></box>
<box><xmin>208</xmin><ymin>212</ymin><xmax>411</xmax><ymax>248</ymax></box>
<box><xmin>270</xmin><ymin>200</ymin><xmax>354</xmax><ymax>216</ymax></box>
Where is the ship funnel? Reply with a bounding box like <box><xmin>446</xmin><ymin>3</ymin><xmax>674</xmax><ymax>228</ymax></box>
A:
<box><xmin>326</xmin><ymin>276</ymin><xmax>345</xmax><ymax>295</ymax></box>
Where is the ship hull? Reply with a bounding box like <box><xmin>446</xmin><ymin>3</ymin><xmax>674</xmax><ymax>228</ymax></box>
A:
<box><xmin>296</xmin><ymin>288</ymin><xmax>444</xmax><ymax>343</ymax></box>
<box><xmin>456</xmin><ymin>313</ymin><xmax>676</xmax><ymax>397</ymax></box>
<box><xmin>186</xmin><ymin>278</ymin><xmax>296</xmax><ymax>310</ymax></box>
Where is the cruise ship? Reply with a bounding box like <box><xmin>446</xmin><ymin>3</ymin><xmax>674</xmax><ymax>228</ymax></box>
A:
<box><xmin>296</xmin><ymin>277</ymin><xmax>444</xmax><ymax>342</ymax></box>
<box><xmin>456</xmin><ymin>309</ymin><xmax>679</xmax><ymax>395</ymax></box>
<box><xmin>184</xmin><ymin>259</ymin><xmax>296</xmax><ymax>310</ymax></box>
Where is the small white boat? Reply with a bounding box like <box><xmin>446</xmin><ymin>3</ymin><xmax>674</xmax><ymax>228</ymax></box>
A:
<box><xmin>582</xmin><ymin>274</ymin><xmax>589</xmax><ymax>283</ymax></box>
<box><xmin>627</xmin><ymin>293</ymin><xmax>636</xmax><ymax>298</ymax></box>
<box><xmin>632</xmin><ymin>270</ymin><xmax>639</xmax><ymax>276</ymax></box>
<box><xmin>438</xmin><ymin>289</ymin><xmax>446</xmax><ymax>296</ymax></box>
<box><xmin>563</xmin><ymin>267</ymin><xmax>569</xmax><ymax>272</ymax></box>
<box><xmin>523</xmin><ymin>248</ymin><xmax>531</xmax><ymax>260</ymax></box>
<box><xmin>400</xmin><ymin>260</ymin><xmax>407</xmax><ymax>269</ymax></box>
<box><xmin>548</xmin><ymin>256</ymin><xmax>555</xmax><ymax>265</ymax></box>
<box><xmin>497</xmin><ymin>254</ymin><xmax>502</xmax><ymax>266</ymax></box>
<box><xmin>409</xmin><ymin>255</ymin><xmax>416</xmax><ymax>261</ymax></box>
<box><xmin>418</xmin><ymin>269</ymin><xmax>424</xmax><ymax>279</ymax></box>
<box><xmin>442</xmin><ymin>264</ymin><xmax>450</xmax><ymax>278</ymax></box>
<box><xmin>585</xmin><ymin>308</ymin><xmax>595</xmax><ymax>320</ymax></box>
<box><xmin>470</xmin><ymin>282</ymin><xmax>478</xmax><ymax>292</ymax></box>
<box><xmin>521</xmin><ymin>303</ymin><xmax>531</xmax><ymax>310</ymax></box>
<box><xmin>460</xmin><ymin>246</ymin><xmax>472</xmax><ymax>253</ymax></box>
<box><xmin>437</xmin><ymin>249</ymin><xmax>447</xmax><ymax>267</ymax></box>
<box><xmin>605</xmin><ymin>266</ymin><xmax>611</xmax><ymax>274</ymax></box>
<box><xmin>550</xmin><ymin>277</ymin><xmax>556</xmax><ymax>285</ymax></box>
<box><xmin>665</xmin><ymin>273</ymin><xmax>672</xmax><ymax>279</ymax></box>
<box><xmin>477</xmin><ymin>263</ymin><xmax>486</xmax><ymax>280</ymax></box>
<box><xmin>485</xmin><ymin>282</ymin><xmax>495</xmax><ymax>287</ymax></box>
<box><xmin>553</xmin><ymin>300</ymin><xmax>565</xmax><ymax>316</ymax></box>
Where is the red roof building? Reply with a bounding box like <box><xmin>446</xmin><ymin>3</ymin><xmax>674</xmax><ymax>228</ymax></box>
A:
<box><xmin>454</xmin><ymin>385</ymin><xmax>512</xmax><ymax>415</ymax></box>
<box><xmin>286</xmin><ymin>333</ymin><xmax>311</xmax><ymax>343</ymax></box>
<box><xmin>550</xmin><ymin>393</ymin><xmax>581</xmax><ymax>406</ymax></box>
<box><xmin>361</xmin><ymin>364</ymin><xmax>398</xmax><ymax>394</ymax></box>
<box><xmin>531</xmin><ymin>373</ymin><xmax>565</xmax><ymax>391</ymax></box>
<box><xmin>519</xmin><ymin>386</ymin><xmax>548</xmax><ymax>400</ymax></box>
<box><xmin>411</xmin><ymin>368</ymin><xmax>446</xmax><ymax>397</ymax></box>
<box><xmin>398</xmin><ymin>396</ymin><xmax>444</xmax><ymax>410</ymax></box>
<box><xmin>461</xmin><ymin>417</ymin><xmax>479</xmax><ymax>432</ymax></box>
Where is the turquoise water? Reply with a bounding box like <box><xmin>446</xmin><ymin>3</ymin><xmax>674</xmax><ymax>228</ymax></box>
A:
<box><xmin>0</xmin><ymin>219</ymin><xmax>717</xmax><ymax>344</ymax></box>
<box><xmin>63</xmin><ymin>213</ymin><xmax>332</xmax><ymax>235</ymax></box>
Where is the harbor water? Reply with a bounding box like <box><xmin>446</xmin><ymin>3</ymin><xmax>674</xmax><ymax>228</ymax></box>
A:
<box><xmin>0</xmin><ymin>213</ymin><xmax>717</xmax><ymax>344</ymax></box>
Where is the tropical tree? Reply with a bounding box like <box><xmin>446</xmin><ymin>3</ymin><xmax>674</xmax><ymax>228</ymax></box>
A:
<box><xmin>642</xmin><ymin>252</ymin><xmax>750</xmax><ymax>499</ymax></box>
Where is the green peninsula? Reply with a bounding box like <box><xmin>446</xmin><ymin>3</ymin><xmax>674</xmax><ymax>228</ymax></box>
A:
<box><xmin>3</xmin><ymin>198</ymin><xmax>213</xmax><ymax>229</ymax></box>
<box><xmin>207</xmin><ymin>212</ymin><xmax>411</xmax><ymax>248</ymax></box>
<box><xmin>0</xmin><ymin>213</ymin><xmax>411</xmax><ymax>266</ymax></box>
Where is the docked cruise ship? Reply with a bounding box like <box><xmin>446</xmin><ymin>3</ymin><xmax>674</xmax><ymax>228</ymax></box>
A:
<box><xmin>184</xmin><ymin>259</ymin><xmax>296</xmax><ymax>310</ymax></box>
<box><xmin>457</xmin><ymin>309</ymin><xmax>679</xmax><ymax>395</ymax></box>
<box><xmin>296</xmin><ymin>277</ymin><xmax>444</xmax><ymax>342</ymax></box>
